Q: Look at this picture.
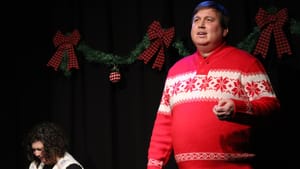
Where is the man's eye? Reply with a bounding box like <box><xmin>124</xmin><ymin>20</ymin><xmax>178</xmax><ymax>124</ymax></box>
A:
<box><xmin>206</xmin><ymin>17</ymin><xmax>214</xmax><ymax>22</ymax></box>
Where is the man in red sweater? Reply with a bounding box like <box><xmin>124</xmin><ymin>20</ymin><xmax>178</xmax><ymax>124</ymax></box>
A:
<box><xmin>146</xmin><ymin>1</ymin><xmax>280</xmax><ymax>169</ymax></box>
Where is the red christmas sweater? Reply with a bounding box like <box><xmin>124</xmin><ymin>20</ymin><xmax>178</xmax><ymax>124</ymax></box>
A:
<box><xmin>147</xmin><ymin>44</ymin><xmax>280</xmax><ymax>169</ymax></box>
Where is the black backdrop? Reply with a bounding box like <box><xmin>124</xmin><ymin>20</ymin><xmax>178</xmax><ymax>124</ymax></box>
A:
<box><xmin>7</xmin><ymin>0</ymin><xmax>300</xmax><ymax>169</ymax></box>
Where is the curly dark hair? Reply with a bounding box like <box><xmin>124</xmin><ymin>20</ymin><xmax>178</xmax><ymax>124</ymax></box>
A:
<box><xmin>24</xmin><ymin>121</ymin><xmax>69</xmax><ymax>165</ymax></box>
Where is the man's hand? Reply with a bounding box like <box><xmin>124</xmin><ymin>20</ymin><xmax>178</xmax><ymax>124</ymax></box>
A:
<box><xmin>213</xmin><ymin>99</ymin><xmax>234</xmax><ymax>120</ymax></box>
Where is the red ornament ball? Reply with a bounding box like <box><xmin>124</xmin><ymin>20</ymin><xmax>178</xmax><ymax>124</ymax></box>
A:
<box><xmin>109</xmin><ymin>71</ymin><xmax>121</xmax><ymax>83</ymax></box>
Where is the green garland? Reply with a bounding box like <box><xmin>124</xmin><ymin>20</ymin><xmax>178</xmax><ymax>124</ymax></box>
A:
<box><xmin>77</xmin><ymin>35</ymin><xmax>190</xmax><ymax>65</ymax></box>
<box><xmin>290</xmin><ymin>18</ymin><xmax>300</xmax><ymax>35</ymax></box>
<box><xmin>59</xmin><ymin>34</ymin><xmax>190</xmax><ymax>77</ymax></box>
<box><xmin>56</xmin><ymin>18</ymin><xmax>300</xmax><ymax>77</ymax></box>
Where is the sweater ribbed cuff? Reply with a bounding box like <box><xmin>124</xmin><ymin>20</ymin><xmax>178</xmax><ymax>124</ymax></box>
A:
<box><xmin>232</xmin><ymin>99</ymin><xmax>252</xmax><ymax>116</ymax></box>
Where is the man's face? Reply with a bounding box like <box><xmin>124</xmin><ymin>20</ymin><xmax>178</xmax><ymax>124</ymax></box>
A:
<box><xmin>191</xmin><ymin>8</ymin><xmax>228</xmax><ymax>48</ymax></box>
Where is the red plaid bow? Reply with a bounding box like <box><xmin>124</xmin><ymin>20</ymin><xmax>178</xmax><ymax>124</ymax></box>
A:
<box><xmin>253</xmin><ymin>8</ymin><xmax>292</xmax><ymax>59</ymax></box>
<box><xmin>138</xmin><ymin>21</ymin><xmax>175</xmax><ymax>70</ymax></box>
<box><xmin>47</xmin><ymin>29</ymin><xmax>81</xmax><ymax>71</ymax></box>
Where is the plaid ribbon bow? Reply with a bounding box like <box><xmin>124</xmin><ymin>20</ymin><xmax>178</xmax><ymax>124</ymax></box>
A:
<box><xmin>47</xmin><ymin>29</ymin><xmax>81</xmax><ymax>71</ymax></box>
<box><xmin>253</xmin><ymin>8</ymin><xmax>292</xmax><ymax>59</ymax></box>
<box><xmin>138</xmin><ymin>21</ymin><xmax>174</xmax><ymax>70</ymax></box>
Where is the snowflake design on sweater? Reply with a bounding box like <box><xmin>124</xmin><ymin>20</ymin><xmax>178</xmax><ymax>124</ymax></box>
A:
<box><xmin>162</xmin><ymin>71</ymin><xmax>274</xmax><ymax>108</ymax></box>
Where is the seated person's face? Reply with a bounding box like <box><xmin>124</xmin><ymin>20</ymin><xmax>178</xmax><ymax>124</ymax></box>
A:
<box><xmin>32</xmin><ymin>141</ymin><xmax>47</xmax><ymax>163</ymax></box>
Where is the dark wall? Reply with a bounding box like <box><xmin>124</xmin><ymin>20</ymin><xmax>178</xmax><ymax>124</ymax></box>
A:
<box><xmin>10</xmin><ymin>0</ymin><xmax>300</xmax><ymax>169</ymax></box>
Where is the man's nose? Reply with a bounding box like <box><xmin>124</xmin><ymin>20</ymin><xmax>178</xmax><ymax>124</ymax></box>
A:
<box><xmin>198</xmin><ymin>21</ymin><xmax>205</xmax><ymax>28</ymax></box>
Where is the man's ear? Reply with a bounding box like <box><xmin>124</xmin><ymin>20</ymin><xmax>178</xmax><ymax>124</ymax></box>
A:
<box><xmin>223</xmin><ymin>28</ymin><xmax>229</xmax><ymax>37</ymax></box>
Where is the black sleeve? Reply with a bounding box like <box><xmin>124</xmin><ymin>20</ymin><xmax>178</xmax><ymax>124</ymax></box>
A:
<box><xmin>66</xmin><ymin>164</ymin><xmax>82</xmax><ymax>169</ymax></box>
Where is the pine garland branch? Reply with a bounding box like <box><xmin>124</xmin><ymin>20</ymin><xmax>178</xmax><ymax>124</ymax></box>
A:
<box><xmin>59</xmin><ymin>53</ymin><xmax>72</xmax><ymax>77</ymax></box>
<box><xmin>172</xmin><ymin>39</ymin><xmax>191</xmax><ymax>56</ymax></box>
<box><xmin>290</xmin><ymin>18</ymin><xmax>300</xmax><ymax>35</ymax></box>
<box><xmin>76</xmin><ymin>35</ymin><xmax>150</xmax><ymax>65</ymax></box>
<box><xmin>236</xmin><ymin>27</ymin><xmax>260</xmax><ymax>53</ymax></box>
